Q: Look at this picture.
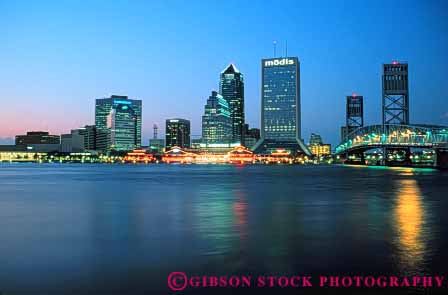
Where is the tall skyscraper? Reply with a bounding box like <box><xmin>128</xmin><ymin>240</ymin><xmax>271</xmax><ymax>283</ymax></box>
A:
<box><xmin>95</xmin><ymin>95</ymin><xmax>142</xmax><ymax>151</ymax></box>
<box><xmin>219</xmin><ymin>64</ymin><xmax>244</xmax><ymax>144</ymax></box>
<box><xmin>382</xmin><ymin>62</ymin><xmax>409</xmax><ymax>125</ymax></box>
<box><xmin>202</xmin><ymin>91</ymin><xmax>232</xmax><ymax>144</ymax></box>
<box><xmin>165</xmin><ymin>119</ymin><xmax>191</xmax><ymax>149</ymax></box>
<box><xmin>253</xmin><ymin>57</ymin><xmax>311</xmax><ymax>156</ymax></box>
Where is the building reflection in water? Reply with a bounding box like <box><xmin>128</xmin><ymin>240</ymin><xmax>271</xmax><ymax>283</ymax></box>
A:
<box><xmin>193</xmin><ymin>189</ymin><xmax>235</xmax><ymax>256</ymax></box>
<box><xmin>233</xmin><ymin>191</ymin><xmax>248</xmax><ymax>243</ymax></box>
<box><xmin>193</xmin><ymin>187</ymin><xmax>249</xmax><ymax>267</ymax></box>
<box><xmin>394</xmin><ymin>178</ymin><xmax>427</xmax><ymax>274</ymax></box>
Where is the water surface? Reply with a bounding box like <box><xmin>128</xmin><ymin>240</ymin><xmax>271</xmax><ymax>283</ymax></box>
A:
<box><xmin>0</xmin><ymin>164</ymin><xmax>447</xmax><ymax>294</ymax></box>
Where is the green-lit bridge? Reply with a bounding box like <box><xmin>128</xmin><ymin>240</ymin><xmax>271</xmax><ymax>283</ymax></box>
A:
<box><xmin>335</xmin><ymin>124</ymin><xmax>448</xmax><ymax>168</ymax></box>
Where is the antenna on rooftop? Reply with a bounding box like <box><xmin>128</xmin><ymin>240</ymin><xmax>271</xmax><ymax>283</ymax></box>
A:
<box><xmin>273</xmin><ymin>40</ymin><xmax>277</xmax><ymax>57</ymax></box>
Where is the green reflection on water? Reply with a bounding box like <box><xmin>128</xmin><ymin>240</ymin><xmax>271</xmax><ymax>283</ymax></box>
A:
<box><xmin>193</xmin><ymin>189</ymin><xmax>235</xmax><ymax>256</ymax></box>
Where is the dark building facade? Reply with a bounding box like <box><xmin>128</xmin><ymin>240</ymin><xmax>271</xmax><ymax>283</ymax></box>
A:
<box><xmin>15</xmin><ymin>131</ymin><xmax>60</xmax><ymax>145</ymax></box>
<box><xmin>95</xmin><ymin>95</ymin><xmax>142</xmax><ymax>151</ymax></box>
<box><xmin>220</xmin><ymin>64</ymin><xmax>244</xmax><ymax>144</ymax></box>
<box><xmin>77</xmin><ymin>125</ymin><xmax>109</xmax><ymax>152</ymax></box>
<box><xmin>309</xmin><ymin>133</ymin><xmax>323</xmax><ymax>146</ymax></box>
<box><xmin>382</xmin><ymin>62</ymin><xmax>409</xmax><ymax>125</ymax></box>
<box><xmin>165</xmin><ymin>119</ymin><xmax>191</xmax><ymax>149</ymax></box>
<box><xmin>243</xmin><ymin>124</ymin><xmax>260</xmax><ymax>149</ymax></box>
<box><xmin>253</xmin><ymin>57</ymin><xmax>311</xmax><ymax>156</ymax></box>
<box><xmin>202</xmin><ymin>91</ymin><xmax>232</xmax><ymax>144</ymax></box>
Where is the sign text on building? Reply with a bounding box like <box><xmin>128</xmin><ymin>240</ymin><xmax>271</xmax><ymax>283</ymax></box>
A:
<box><xmin>264</xmin><ymin>58</ymin><xmax>295</xmax><ymax>67</ymax></box>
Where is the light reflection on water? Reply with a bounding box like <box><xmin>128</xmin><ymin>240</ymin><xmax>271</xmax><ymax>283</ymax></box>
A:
<box><xmin>0</xmin><ymin>164</ymin><xmax>447</xmax><ymax>294</ymax></box>
<box><xmin>394</xmin><ymin>178</ymin><xmax>427</xmax><ymax>274</ymax></box>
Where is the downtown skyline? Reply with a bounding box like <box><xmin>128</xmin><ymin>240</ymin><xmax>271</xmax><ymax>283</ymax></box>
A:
<box><xmin>1</xmin><ymin>0</ymin><xmax>448</xmax><ymax>147</ymax></box>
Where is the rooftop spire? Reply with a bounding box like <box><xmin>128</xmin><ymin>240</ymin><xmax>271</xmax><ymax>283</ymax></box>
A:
<box><xmin>221</xmin><ymin>63</ymin><xmax>240</xmax><ymax>74</ymax></box>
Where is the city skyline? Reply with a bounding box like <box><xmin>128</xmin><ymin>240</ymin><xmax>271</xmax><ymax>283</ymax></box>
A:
<box><xmin>1</xmin><ymin>0</ymin><xmax>448</xmax><ymax>147</ymax></box>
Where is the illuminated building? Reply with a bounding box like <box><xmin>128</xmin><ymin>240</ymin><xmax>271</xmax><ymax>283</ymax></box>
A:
<box><xmin>308</xmin><ymin>144</ymin><xmax>331</xmax><ymax>157</ymax></box>
<box><xmin>252</xmin><ymin>57</ymin><xmax>311</xmax><ymax>156</ymax></box>
<box><xmin>197</xmin><ymin>142</ymin><xmax>240</xmax><ymax>154</ymax></box>
<box><xmin>308</xmin><ymin>133</ymin><xmax>331</xmax><ymax>157</ymax></box>
<box><xmin>95</xmin><ymin>95</ymin><xmax>142</xmax><ymax>151</ymax></box>
<box><xmin>15</xmin><ymin>131</ymin><xmax>60</xmax><ymax>145</ymax></box>
<box><xmin>383</xmin><ymin>62</ymin><xmax>409</xmax><ymax>125</ymax></box>
<box><xmin>202</xmin><ymin>91</ymin><xmax>232</xmax><ymax>145</ymax></box>
<box><xmin>256</xmin><ymin>149</ymin><xmax>295</xmax><ymax>164</ymax></box>
<box><xmin>220</xmin><ymin>64</ymin><xmax>244</xmax><ymax>144</ymax></box>
<box><xmin>0</xmin><ymin>146</ymin><xmax>46</xmax><ymax>162</ymax></box>
<box><xmin>227</xmin><ymin>146</ymin><xmax>254</xmax><ymax>164</ymax></box>
<box><xmin>162</xmin><ymin>146</ymin><xmax>196</xmax><ymax>163</ymax></box>
<box><xmin>166</xmin><ymin>118</ymin><xmax>190</xmax><ymax>149</ymax></box>
<box><xmin>124</xmin><ymin>149</ymin><xmax>154</xmax><ymax>163</ymax></box>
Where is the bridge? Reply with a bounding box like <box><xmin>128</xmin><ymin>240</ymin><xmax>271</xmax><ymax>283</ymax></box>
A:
<box><xmin>335</xmin><ymin>124</ymin><xmax>448</xmax><ymax>168</ymax></box>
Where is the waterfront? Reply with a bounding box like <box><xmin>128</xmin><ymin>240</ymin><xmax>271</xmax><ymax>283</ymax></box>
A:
<box><xmin>0</xmin><ymin>164</ymin><xmax>447</xmax><ymax>294</ymax></box>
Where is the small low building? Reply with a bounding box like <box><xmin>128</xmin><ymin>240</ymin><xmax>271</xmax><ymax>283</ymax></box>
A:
<box><xmin>308</xmin><ymin>144</ymin><xmax>332</xmax><ymax>157</ymax></box>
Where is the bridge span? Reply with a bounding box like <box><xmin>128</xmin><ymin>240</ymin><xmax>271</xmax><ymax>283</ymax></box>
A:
<box><xmin>335</xmin><ymin>124</ymin><xmax>448</xmax><ymax>168</ymax></box>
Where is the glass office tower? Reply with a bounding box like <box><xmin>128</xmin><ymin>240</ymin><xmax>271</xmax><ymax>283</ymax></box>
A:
<box><xmin>253</xmin><ymin>57</ymin><xmax>311</xmax><ymax>155</ymax></box>
<box><xmin>219</xmin><ymin>64</ymin><xmax>244</xmax><ymax>144</ymax></box>
<box><xmin>95</xmin><ymin>95</ymin><xmax>142</xmax><ymax>151</ymax></box>
<box><xmin>202</xmin><ymin>91</ymin><xmax>232</xmax><ymax>144</ymax></box>
<box><xmin>165</xmin><ymin>118</ymin><xmax>191</xmax><ymax>149</ymax></box>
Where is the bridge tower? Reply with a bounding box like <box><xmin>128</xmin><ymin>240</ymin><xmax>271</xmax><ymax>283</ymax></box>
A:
<box><xmin>382</xmin><ymin>62</ymin><xmax>409</xmax><ymax>125</ymax></box>
<box><xmin>342</xmin><ymin>94</ymin><xmax>364</xmax><ymax>141</ymax></box>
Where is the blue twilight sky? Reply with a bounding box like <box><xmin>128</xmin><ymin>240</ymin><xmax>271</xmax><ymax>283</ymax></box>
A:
<box><xmin>1</xmin><ymin>0</ymin><xmax>448</xmax><ymax>146</ymax></box>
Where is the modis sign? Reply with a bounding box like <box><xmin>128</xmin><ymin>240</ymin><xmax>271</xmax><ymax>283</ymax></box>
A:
<box><xmin>264</xmin><ymin>58</ymin><xmax>295</xmax><ymax>67</ymax></box>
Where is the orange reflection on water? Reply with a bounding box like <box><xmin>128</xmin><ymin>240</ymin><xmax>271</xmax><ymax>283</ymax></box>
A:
<box><xmin>395</xmin><ymin>179</ymin><xmax>425</xmax><ymax>271</ymax></box>
<box><xmin>233</xmin><ymin>192</ymin><xmax>248</xmax><ymax>242</ymax></box>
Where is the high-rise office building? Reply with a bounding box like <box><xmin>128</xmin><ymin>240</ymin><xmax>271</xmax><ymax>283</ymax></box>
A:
<box><xmin>253</xmin><ymin>57</ymin><xmax>311</xmax><ymax>156</ymax></box>
<box><xmin>382</xmin><ymin>62</ymin><xmax>409</xmax><ymax>125</ymax></box>
<box><xmin>220</xmin><ymin>64</ymin><xmax>244</xmax><ymax>144</ymax></box>
<box><xmin>78</xmin><ymin>125</ymin><xmax>109</xmax><ymax>152</ymax></box>
<box><xmin>95</xmin><ymin>95</ymin><xmax>142</xmax><ymax>151</ymax></box>
<box><xmin>165</xmin><ymin>119</ymin><xmax>190</xmax><ymax>149</ymax></box>
<box><xmin>61</xmin><ymin>125</ymin><xmax>109</xmax><ymax>153</ymax></box>
<box><xmin>202</xmin><ymin>91</ymin><xmax>232</xmax><ymax>144</ymax></box>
